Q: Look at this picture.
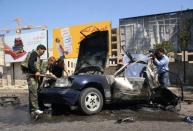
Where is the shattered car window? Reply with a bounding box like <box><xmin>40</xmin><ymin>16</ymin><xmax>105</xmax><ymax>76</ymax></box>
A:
<box><xmin>123</xmin><ymin>54</ymin><xmax>150</xmax><ymax>77</ymax></box>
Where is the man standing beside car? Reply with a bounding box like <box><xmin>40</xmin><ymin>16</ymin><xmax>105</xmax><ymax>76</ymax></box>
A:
<box><xmin>27</xmin><ymin>44</ymin><xmax>46</xmax><ymax>116</ymax></box>
<box><xmin>152</xmin><ymin>48</ymin><xmax>170</xmax><ymax>88</ymax></box>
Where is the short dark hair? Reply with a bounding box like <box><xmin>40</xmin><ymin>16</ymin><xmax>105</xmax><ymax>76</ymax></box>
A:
<box><xmin>156</xmin><ymin>48</ymin><xmax>165</xmax><ymax>53</ymax></box>
<box><xmin>37</xmin><ymin>44</ymin><xmax>46</xmax><ymax>50</ymax></box>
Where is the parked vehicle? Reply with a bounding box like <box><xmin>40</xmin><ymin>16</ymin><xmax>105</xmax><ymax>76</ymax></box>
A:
<box><xmin>39</xmin><ymin>30</ymin><xmax>182</xmax><ymax>115</ymax></box>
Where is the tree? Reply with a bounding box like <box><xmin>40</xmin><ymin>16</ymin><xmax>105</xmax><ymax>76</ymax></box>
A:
<box><xmin>178</xmin><ymin>19</ymin><xmax>193</xmax><ymax>83</ymax></box>
<box><xmin>153</xmin><ymin>41</ymin><xmax>174</xmax><ymax>54</ymax></box>
<box><xmin>179</xmin><ymin>19</ymin><xmax>193</xmax><ymax>51</ymax></box>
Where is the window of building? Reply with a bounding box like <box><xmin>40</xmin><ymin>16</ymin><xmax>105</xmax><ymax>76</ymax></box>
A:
<box><xmin>188</xmin><ymin>55</ymin><xmax>193</xmax><ymax>61</ymax></box>
<box><xmin>112</xmin><ymin>44</ymin><xmax>117</xmax><ymax>49</ymax></box>
<box><xmin>68</xmin><ymin>61</ymin><xmax>70</xmax><ymax>67</ymax></box>
<box><xmin>112</xmin><ymin>36</ymin><xmax>117</xmax><ymax>41</ymax></box>
<box><xmin>112</xmin><ymin>29</ymin><xmax>117</xmax><ymax>34</ymax></box>
<box><xmin>71</xmin><ymin>62</ymin><xmax>73</xmax><ymax>68</ymax></box>
<box><xmin>112</xmin><ymin>51</ymin><xmax>117</xmax><ymax>56</ymax></box>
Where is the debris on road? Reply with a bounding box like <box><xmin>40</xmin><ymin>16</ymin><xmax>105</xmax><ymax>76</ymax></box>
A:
<box><xmin>116</xmin><ymin>116</ymin><xmax>135</xmax><ymax>123</ymax></box>
<box><xmin>0</xmin><ymin>96</ymin><xmax>20</xmax><ymax>106</ymax></box>
<box><xmin>184</xmin><ymin>116</ymin><xmax>193</xmax><ymax>123</ymax></box>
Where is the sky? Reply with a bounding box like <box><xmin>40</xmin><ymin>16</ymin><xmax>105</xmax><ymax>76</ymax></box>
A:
<box><xmin>1</xmin><ymin>0</ymin><xmax>193</xmax><ymax>48</ymax></box>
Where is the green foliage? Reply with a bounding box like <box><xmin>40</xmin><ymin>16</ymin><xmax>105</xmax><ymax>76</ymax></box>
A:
<box><xmin>153</xmin><ymin>41</ymin><xmax>174</xmax><ymax>53</ymax></box>
<box><xmin>179</xmin><ymin>19</ymin><xmax>193</xmax><ymax>50</ymax></box>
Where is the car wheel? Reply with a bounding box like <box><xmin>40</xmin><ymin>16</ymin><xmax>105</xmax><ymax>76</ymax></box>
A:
<box><xmin>79</xmin><ymin>88</ymin><xmax>103</xmax><ymax>115</ymax></box>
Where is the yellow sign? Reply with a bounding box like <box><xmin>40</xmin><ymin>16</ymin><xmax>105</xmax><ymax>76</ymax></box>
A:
<box><xmin>53</xmin><ymin>21</ymin><xmax>111</xmax><ymax>59</ymax></box>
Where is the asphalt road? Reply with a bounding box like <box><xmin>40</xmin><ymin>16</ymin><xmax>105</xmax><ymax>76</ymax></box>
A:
<box><xmin>0</xmin><ymin>95</ymin><xmax>193</xmax><ymax>131</ymax></box>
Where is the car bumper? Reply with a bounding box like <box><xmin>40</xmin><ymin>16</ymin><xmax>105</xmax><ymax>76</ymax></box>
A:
<box><xmin>39</xmin><ymin>87</ymin><xmax>80</xmax><ymax>106</ymax></box>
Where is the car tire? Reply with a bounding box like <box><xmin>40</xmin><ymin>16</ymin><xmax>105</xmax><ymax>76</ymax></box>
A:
<box><xmin>79</xmin><ymin>88</ymin><xmax>103</xmax><ymax>115</ymax></box>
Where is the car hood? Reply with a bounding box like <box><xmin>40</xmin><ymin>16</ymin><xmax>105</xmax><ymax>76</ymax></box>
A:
<box><xmin>74</xmin><ymin>30</ymin><xmax>109</xmax><ymax>75</ymax></box>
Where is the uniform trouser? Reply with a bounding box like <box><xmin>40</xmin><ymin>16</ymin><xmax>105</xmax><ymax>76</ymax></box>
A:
<box><xmin>158</xmin><ymin>72</ymin><xmax>170</xmax><ymax>88</ymax></box>
<box><xmin>27</xmin><ymin>77</ymin><xmax>39</xmax><ymax>113</ymax></box>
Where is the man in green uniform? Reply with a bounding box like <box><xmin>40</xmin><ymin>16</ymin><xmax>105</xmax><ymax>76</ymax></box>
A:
<box><xmin>27</xmin><ymin>44</ymin><xmax>46</xmax><ymax>115</ymax></box>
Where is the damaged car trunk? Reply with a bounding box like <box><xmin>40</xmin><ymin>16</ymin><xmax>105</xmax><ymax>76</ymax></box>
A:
<box><xmin>39</xmin><ymin>30</ymin><xmax>183</xmax><ymax>115</ymax></box>
<box><xmin>112</xmin><ymin>59</ymin><xmax>182</xmax><ymax>110</ymax></box>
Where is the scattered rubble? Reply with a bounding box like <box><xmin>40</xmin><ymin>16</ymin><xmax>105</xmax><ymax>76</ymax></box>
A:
<box><xmin>0</xmin><ymin>96</ymin><xmax>20</xmax><ymax>106</ymax></box>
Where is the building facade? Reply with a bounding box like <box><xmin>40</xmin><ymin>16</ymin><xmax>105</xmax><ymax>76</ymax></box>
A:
<box><xmin>108</xmin><ymin>28</ymin><xmax>122</xmax><ymax>66</ymax></box>
<box><xmin>119</xmin><ymin>9</ymin><xmax>193</xmax><ymax>55</ymax></box>
<box><xmin>64</xmin><ymin>58</ymin><xmax>77</xmax><ymax>76</ymax></box>
<box><xmin>119</xmin><ymin>9</ymin><xmax>193</xmax><ymax>85</ymax></box>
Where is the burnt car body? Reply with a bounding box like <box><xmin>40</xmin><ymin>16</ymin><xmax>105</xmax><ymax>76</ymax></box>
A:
<box><xmin>39</xmin><ymin>30</ymin><xmax>182</xmax><ymax>115</ymax></box>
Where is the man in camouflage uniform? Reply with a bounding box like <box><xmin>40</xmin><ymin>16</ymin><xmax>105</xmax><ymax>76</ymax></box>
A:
<box><xmin>27</xmin><ymin>44</ymin><xmax>46</xmax><ymax>115</ymax></box>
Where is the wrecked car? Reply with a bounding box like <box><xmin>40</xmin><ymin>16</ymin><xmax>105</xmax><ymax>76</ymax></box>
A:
<box><xmin>39</xmin><ymin>30</ymin><xmax>183</xmax><ymax>115</ymax></box>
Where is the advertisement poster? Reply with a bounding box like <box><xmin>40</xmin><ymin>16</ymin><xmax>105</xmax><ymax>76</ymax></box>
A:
<box><xmin>61</xmin><ymin>27</ymin><xmax>72</xmax><ymax>53</ymax></box>
<box><xmin>4</xmin><ymin>30</ymin><xmax>47</xmax><ymax>63</ymax></box>
<box><xmin>52</xmin><ymin>21</ymin><xmax>111</xmax><ymax>59</ymax></box>
<box><xmin>0</xmin><ymin>35</ymin><xmax>5</xmax><ymax>65</ymax></box>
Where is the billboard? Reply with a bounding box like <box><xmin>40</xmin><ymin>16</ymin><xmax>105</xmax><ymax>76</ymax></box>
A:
<box><xmin>0</xmin><ymin>35</ymin><xmax>5</xmax><ymax>65</ymax></box>
<box><xmin>52</xmin><ymin>21</ymin><xmax>111</xmax><ymax>59</ymax></box>
<box><xmin>4</xmin><ymin>30</ymin><xmax>48</xmax><ymax>63</ymax></box>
